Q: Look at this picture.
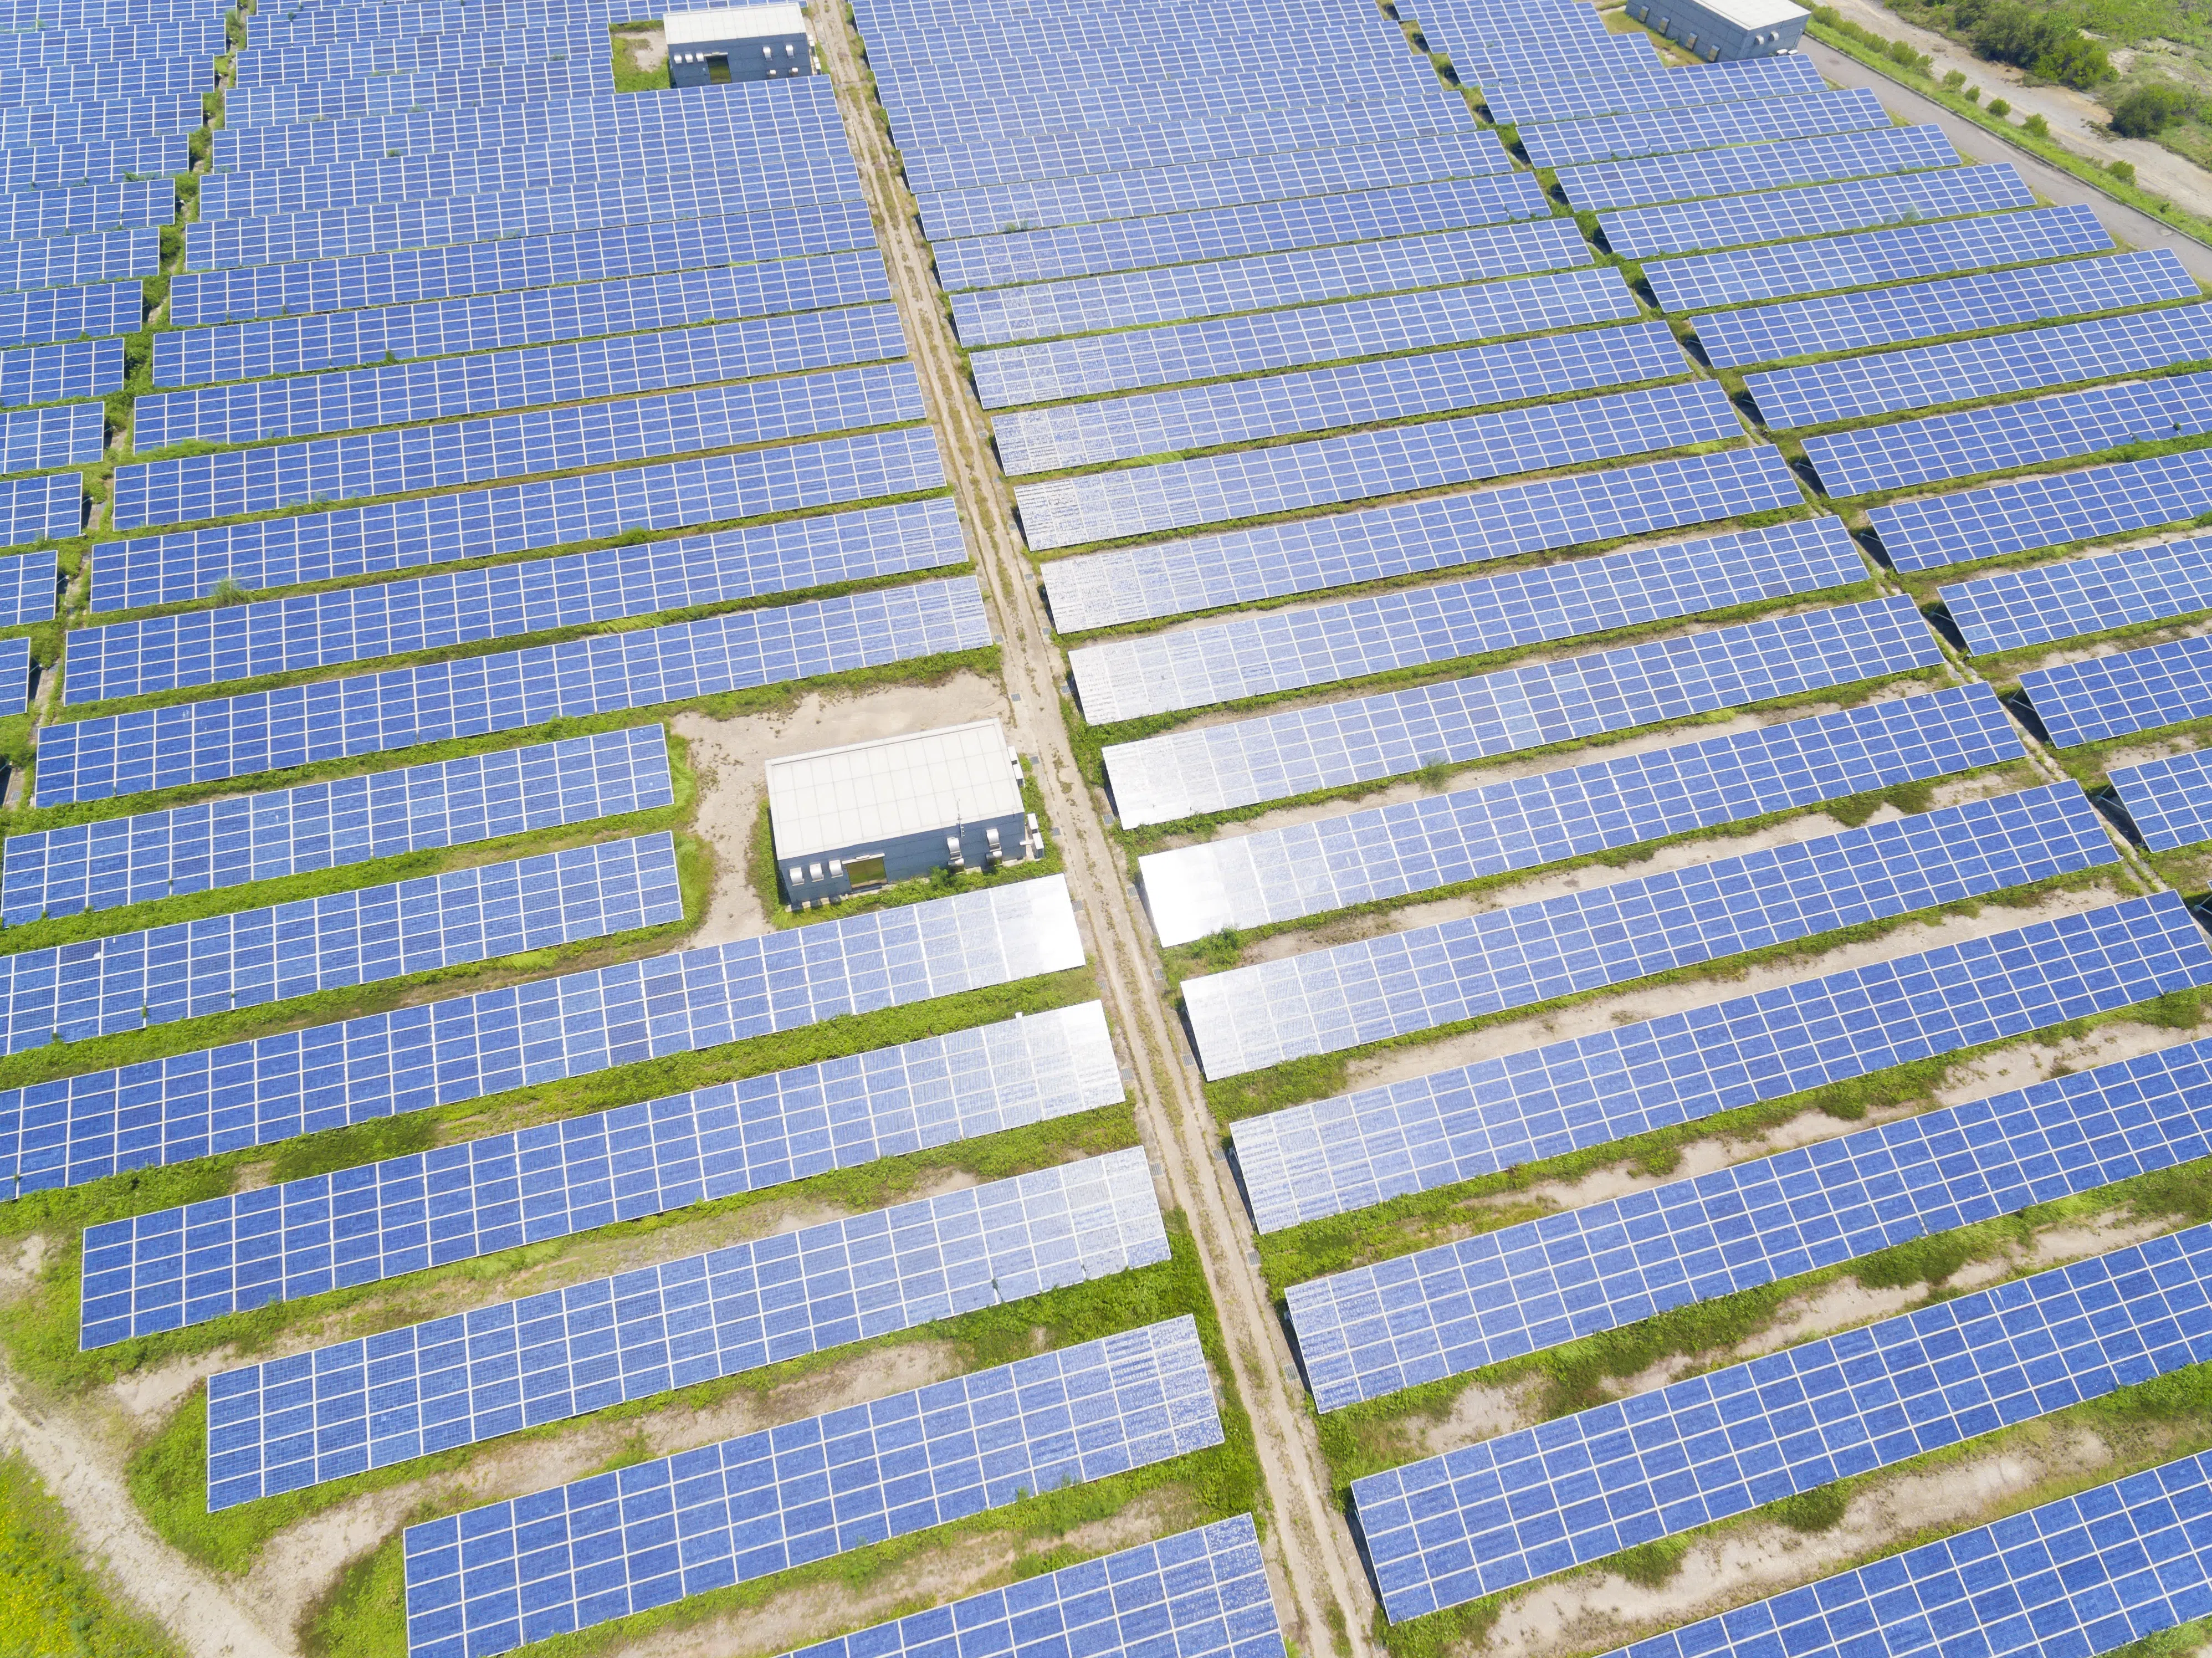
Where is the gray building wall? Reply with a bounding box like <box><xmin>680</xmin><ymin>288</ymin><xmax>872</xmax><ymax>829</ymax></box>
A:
<box><xmin>781</xmin><ymin>811</ymin><xmax>1029</xmax><ymax>904</ymax></box>
<box><xmin>668</xmin><ymin>31</ymin><xmax>812</xmax><ymax>84</ymax></box>
<box><xmin>1624</xmin><ymin>0</ymin><xmax>1805</xmax><ymax>58</ymax></box>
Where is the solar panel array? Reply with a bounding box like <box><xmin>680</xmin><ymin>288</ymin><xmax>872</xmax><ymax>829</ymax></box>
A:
<box><xmin>1555</xmin><ymin>124</ymin><xmax>1961</xmax><ymax>212</ymax></box>
<box><xmin>397</xmin><ymin>1317</ymin><xmax>1223</xmax><ymax>1658</ymax></box>
<box><xmin>1938</xmin><ymin>532</ymin><xmax>2212</xmax><ymax>656</ymax></box>
<box><xmin>2020</xmin><ymin>631</ymin><xmax>2212</xmax><ymax>748</ymax></box>
<box><xmin>1600</xmin><ymin>163</ymin><xmax>2035</xmax><ymax>259</ymax></box>
<box><xmin>1518</xmin><ymin>87</ymin><xmax>1891</xmax><ymax>170</ymax></box>
<box><xmin>85</xmin><ymin>1001</ymin><xmax>1123</xmax><ymax>1340</ymax></box>
<box><xmin>1870</xmin><ymin>447</ymin><xmax>2212</xmax><ymax>570</ymax></box>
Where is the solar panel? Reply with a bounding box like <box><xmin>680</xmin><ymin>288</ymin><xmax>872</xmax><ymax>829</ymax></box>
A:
<box><xmin>0</xmin><ymin>400</ymin><xmax>98</xmax><ymax>473</ymax></box>
<box><xmin>1696</xmin><ymin>248</ymin><xmax>2197</xmax><ymax>369</ymax></box>
<box><xmin>1455</xmin><ymin>34</ymin><xmax>1661</xmax><ymax>86</ymax></box>
<box><xmin>1557</xmin><ymin>124</ymin><xmax>1961</xmax><ymax>212</ymax></box>
<box><xmin>0</xmin><ymin>58</ymin><xmax>208</xmax><ymax>105</ymax></box>
<box><xmin>73</xmin><ymin>498</ymin><xmax>965</xmax><ymax>701</ymax></box>
<box><xmin>166</xmin><ymin>200</ymin><xmax>877</xmax><ymax>329</ymax></box>
<box><xmin>1</xmin><ymin>876</ymin><xmax>1085</xmax><ymax>1200</ymax></box>
<box><xmin>0</xmin><ymin>133</ymin><xmax>185</xmax><ymax>191</ymax></box>
<box><xmin>1518</xmin><ymin>88</ymin><xmax>1891</xmax><ymax>170</ymax></box>
<box><xmin>393</xmin><ymin>1317</ymin><xmax>1222</xmax><ymax>1658</ymax></box>
<box><xmin>0</xmin><ymin>92</ymin><xmax>202</xmax><ymax>147</ymax></box>
<box><xmin>0</xmin><ymin>20</ymin><xmax>227</xmax><ymax>66</ymax></box>
<box><xmin>1868</xmin><ymin>446</ymin><xmax>2212</xmax><ymax>571</ymax></box>
<box><xmin>971</xmin><ymin>267</ymin><xmax>1639</xmax><ymax>408</ymax></box>
<box><xmin>917</xmin><ymin>128</ymin><xmax>1513</xmax><ymax>241</ymax></box>
<box><xmin>1143</xmin><ymin>678</ymin><xmax>2014</xmax><ymax>943</ymax></box>
<box><xmin>137</xmin><ymin>304</ymin><xmax>908</xmax><ymax>449</ymax></box>
<box><xmin>1</xmin><ymin>725</ymin><xmax>675</xmax><ymax>923</ymax></box>
<box><xmin>1235</xmin><ymin>889</ymin><xmax>2204</xmax><ymax>1233</ymax></box>
<box><xmin>2111</xmin><ymin>748</ymin><xmax>2212</xmax><ymax>850</ymax></box>
<box><xmin>1016</xmin><ymin>380</ymin><xmax>1744</xmax><ymax>550</ymax></box>
<box><xmin>0</xmin><ymin>282</ymin><xmax>138</xmax><ymax>350</ymax></box>
<box><xmin>1103</xmin><ymin>592</ymin><xmax>1934</xmax><ymax>827</ymax></box>
<box><xmin>950</xmin><ymin>218</ymin><xmax>1594</xmax><ymax>347</ymax></box>
<box><xmin>94</xmin><ymin>424</ymin><xmax>946</xmax><ymax>610</ymax></box>
<box><xmin>0</xmin><ymin>833</ymin><xmax>682</xmax><ymax>1057</ymax></box>
<box><xmin>1043</xmin><ymin>447</ymin><xmax>1804</xmax><ymax>632</ymax></box>
<box><xmin>1485</xmin><ymin>53</ymin><xmax>1824</xmax><ymax>126</ymax></box>
<box><xmin>0</xmin><ymin>337</ymin><xmax>118</xmax><ymax>412</ymax></box>
<box><xmin>227</xmin><ymin>63</ymin><xmax>617</xmax><ymax>130</ymax></box>
<box><xmin>2019</xmin><ymin>631</ymin><xmax>2212</xmax><ymax>748</ymax></box>
<box><xmin>1805</xmin><ymin>366</ymin><xmax>2212</xmax><ymax>497</ymax></box>
<box><xmin>900</xmin><ymin>95</ymin><xmax>1472</xmax><ymax>195</ymax></box>
<box><xmin>996</xmin><ymin>320</ymin><xmax>1684</xmax><ymax>474</ymax></box>
<box><xmin>36</xmin><ymin>575</ymin><xmax>987</xmax><ymax>807</ymax></box>
<box><xmin>1644</xmin><ymin>204</ymin><xmax>2112</xmax><ymax>313</ymax></box>
<box><xmin>1074</xmin><ymin>513</ymin><xmax>1862</xmax><ymax>724</ymax></box>
<box><xmin>0</xmin><ymin>469</ymin><xmax>76</xmax><ymax>544</ymax></box>
<box><xmin>0</xmin><ymin>225</ymin><xmax>156</xmax><ymax>295</ymax></box>
<box><xmin>1288</xmin><ymin>1019</ymin><xmax>2212</xmax><ymax>1412</ymax></box>
<box><xmin>1357</xmin><ymin>1218</ymin><xmax>2212</xmax><ymax>1619</ymax></box>
<box><xmin>0</xmin><ymin>178</ymin><xmax>172</xmax><ymax>242</ymax></box>
<box><xmin>111</xmin><ymin>363</ymin><xmax>926</xmax><ymax>531</ymax></box>
<box><xmin>233</xmin><ymin>25</ymin><xmax>606</xmax><ymax>85</ymax></box>
<box><xmin>1187</xmin><ymin>781</ymin><xmax>2109</xmax><ymax>1079</ymax></box>
<box><xmin>772</xmin><ymin>1516</ymin><xmax>1284</xmax><ymax>1658</ymax></box>
<box><xmin>0</xmin><ymin>545</ymin><xmax>50</xmax><ymax>628</ymax></box>
<box><xmin>154</xmin><ymin>248</ymin><xmax>893</xmax><ymax>390</ymax></box>
<box><xmin>84</xmin><ymin>1000</ymin><xmax>1123</xmax><ymax>1339</ymax></box>
<box><xmin>1939</xmin><ymin>536</ymin><xmax>2212</xmax><ymax>657</ymax></box>
<box><xmin>201</xmin><ymin>1151</ymin><xmax>1169</xmax><ymax>1498</ymax></box>
<box><xmin>1602</xmin><ymin>163</ymin><xmax>2036</xmax><ymax>259</ymax></box>
<box><xmin>935</xmin><ymin>172</ymin><xmax>1554</xmax><ymax>294</ymax></box>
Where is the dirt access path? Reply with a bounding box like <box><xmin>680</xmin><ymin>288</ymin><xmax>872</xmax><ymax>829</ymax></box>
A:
<box><xmin>813</xmin><ymin>18</ymin><xmax>1379</xmax><ymax>1658</ymax></box>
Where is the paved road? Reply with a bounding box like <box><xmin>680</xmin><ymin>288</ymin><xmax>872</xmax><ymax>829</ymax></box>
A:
<box><xmin>1804</xmin><ymin>40</ymin><xmax>2212</xmax><ymax>286</ymax></box>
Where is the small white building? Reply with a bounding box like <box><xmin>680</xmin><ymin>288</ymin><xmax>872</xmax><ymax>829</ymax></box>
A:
<box><xmin>666</xmin><ymin>3</ymin><xmax>812</xmax><ymax>85</ymax></box>
<box><xmin>767</xmin><ymin>720</ymin><xmax>1032</xmax><ymax>905</ymax></box>
<box><xmin>1625</xmin><ymin>0</ymin><xmax>1808</xmax><ymax>59</ymax></box>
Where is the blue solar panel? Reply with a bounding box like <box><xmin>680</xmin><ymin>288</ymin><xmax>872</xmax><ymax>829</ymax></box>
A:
<box><xmin>0</xmin><ymin>636</ymin><xmax>29</xmax><ymax>713</ymax></box>
<box><xmin>0</xmin><ymin>58</ymin><xmax>207</xmax><ymax>105</ymax></box>
<box><xmin>2112</xmin><ymin>749</ymin><xmax>2212</xmax><ymax>851</ymax></box>
<box><xmin>951</xmin><ymin>218</ymin><xmax>1594</xmax><ymax>347</ymax></box>
<box><xmin>773</xmin><ymin>1516</ymin><xmax>1284</xmax><ymax>1658</ymax></box>
<box><xmin>0</xmin><ymin>280</ymin><xmax>138</xmax><ymax>349</ymax></box>
<box><xmin>1487</xmin><ymin>54</ymin><xmax>1825</xmax><ymax>126</ymax></box>
<box><xmin>1076</xmin><ymin>514</ymin><xmax>1863</xmax><ymax>723</ymax></box>
<box><xmin>202</xmin><ymin>1151</ymin><xmax>1170</xmax><ymax>1499</ymax></box>
<box><xmin>0</xmin><ymin>470</ymin><xmax>76</xmax><ymax>544</ymax></box>
<box><xmin>1456</xmin><ymin>34</ymin><xmax>1661</xmax><ymax>86</ymax></box>
<box><xmin>393</xmin><ymin>1317</ymin><xmax>1222</xmax><ymax>1658</ymax></box>
<box><xmin>153</xmin><ymin>248</ymin><xmax>892</xmax><ymax>390</ymax></box>
<box><xmin>227</xmin><ymin>63</ymin><xmax>616</xmax><ymax>130</ymax></box>
<box><xmin>0</xmin><ymin>133</ymin><xmax>184</xmax><ymax>191</ymax></box>
<box><xmin>917</xmin><ymin>128</ymin><xmax>1512</xmax><ymax>240</ymax></box>
<box><xmin>1806</xmin><ymin>366</ymin><xmax>2212</xmax><ymax>497</ymax></box>
<box><xmin>1</xmin><ymin>725</ymin><xmax>675</xmax><ymax>923</ymax></box>
<box><xmin>1044</xmin><ymin>447</ymin><xmax>1805</xmax><ymax>632</ymax></box>
<box><xmin>0</xmin><ymin>20</ymin><xmax>227</xmax><ymax>65</ymax></box>
<box><xmin>112</xmin><ymin>364</ymin><xmax>925</xmax><ymax>531</ymax></box>
<box><xmin>1019</xmin><ymin>380</ymin><xmax>1743</xmax><ymax>550</ymax></box>
<box><xmin>1105</xmin><ymin>593</ymin><xmax>1935</xmax><ymax>827</ymax></box>
<box><xmin>37</xmin><ymin>575</ymin><xmax>987</xmax><ymax>807</ymax></box>
<box><xmin>84</xmin><ymin>1001</ymin><xmax>1122</xmax><ymax>1340</ymax></box>
<box><xmin>996</xmin><ymin>320</ymin><xmax>1682</xmax><ymax>474</ymax></box>
<box><xmin>1288</xmin><ymin>1019</ymin><xmax>2212</xmax><ymax>1411</ymax></box>
<box><xmin>137</xmin><ymin>305</ymin><xmax>908</xmax><ymax>448</ymax></box>
<box><xmin>1518</xmin><ymin>88</ymin><xmax>1891</xmax><ymax>170</ymax></box>
<box><xmin>0</xmin><ymin>401</ymin><xmax>98</xmax><ymax>473</ymax></box>
<box><xmin>0</xmin><ymin>835</ymin><xmax>682</xmax><ymax>1057</ymax></box>
<box><xmin>233</xmin><ymin>25</ymin><xmax>606</xmax><ymax>85</ymax></box>
<box><xmin>971</xmin><ymin>267</ymin><xmax>1638</xmax><ymax>408</ymax></box>
<box><xmin>166</xmin><ymin>200</ymin><xmax>877</xmax><ymax>329</ymax></box>
<box><xmin>0</xmin><ymin>178</ymin><xmax>172</xmax><ymax>242</ymax></box>
<box><xmin>1696</xmin><ymin>248</ymin><xmax>2197</xmax><ymax>368</ymax></box>
<box><xmin>0</xmin><ymin>876</ymin><xmax>1084</xmax><ymax>1200</ymax></box>
<box><xmin>1143</xmin><ymin>679</ymin><xmax>2014</xmax><ymax>943</ymax></box>
<box><xmin>1603</xmin><ymin>163</ymin><xmax>2037</xmax><ymax>259</ymax></box>
<box><xmin>1938</xmin><ymin>536</ymin><xmax>2212</xmax><ymax>657</ymax></box>
<box><xmin>1645</xmin><ymin>204</ymin><xmax>2112</xmax><ymax>313</ymax></box>
<box><xmin>0</xmin><ymin>546</ymin><xmax>51</xmax><ymax>627</ymax></box>
<box><xmin>0</xmin><ymin>93</ymin><xmax>201</xmax><ymax>147</ymax></box>
<box><xmin>1748</xmin><ymin>300</ymin><xmax>2212</xmax><ymax>430</ymax></box>
<box><xmin>1188</xmin><ymin>781</ymin><xmax>2108</xmax><ymax>1078</ymax></box>
<box><xmin>94</xmin><ymin>424</ymin><xmax>946</xmax><ymax>610</ymax></box>
<box><xmin>1557</xmin><ymin>124</ymin><xmax>1961</xmax><ymax>212</ymax></box>
<box><xmin>936</xmin><ymin>173</ymin><xmax>1554</xmax><ymax>293</ymax></box>
<box><xmin>0</xmin><ymin>225</ymin><xmax>156</xmax><ymax>294</ymax></box>
<box><xmin>1358</xmin><ymin>1219</ymin><xmax>2212</xmax><ymax>1619</ymax></box>
<box><xmin>1868</xmin><ymin>446</ymin><xmax>2212</xmax><ymax>571</ymax></box>
<box><xmin>2020</xmin><ymin>631</ymin><xmax>2212</xmax><ymax>748</ymax></box>
<box><xmin>72</xmin><ymin>499</ymin><xmax>964</xmax><ymax>701</ymax></box>
<box><xmin>1235</xmin><ymin>889</ymin><xmax>2205</xmax><ymax>1232</ymax></box>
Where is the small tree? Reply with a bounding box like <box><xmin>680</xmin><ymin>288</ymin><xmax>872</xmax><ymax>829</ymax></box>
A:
<box><xmin>2022</xmin><ymin>112</ymin><xmax>2049</xmax><ymax>136</ymax></box>
<box><xmin>2109</xmin><ymin>158</ymin><xmax>2137</xmax><ymax>183</ymax></box>
<box><xmin>1943</xmin><ymin>68</ymin><xmax>1966</xmax><ymax>90</ymax></box>
<box><xmin>2112</xmin><ymin>81</ymin><xmax>2190</xmax><ymax>138</ymax></box>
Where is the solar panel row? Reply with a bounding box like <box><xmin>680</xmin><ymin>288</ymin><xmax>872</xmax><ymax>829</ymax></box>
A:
<box><xmin>1287</xmin><ymin>1024</ymin><xmax>2212</xmax><ymax>1410</ymax></box>
<box><xmin>71</xmin><ymin>497</ymin><xmax>966</xmax><ymax>704</ymax></box>
<box><xmin>1072</xmin><ymin>514</ymin><xmax>1864</xmax><ymax>724</ymax></box>
<box><xmin>0</xmin><ymin>876</ymin><xmax>1085</xmax><ymax>1200</ymax></box>
<box><xmin>0</xmin><ymin>545</ymin><xmax>51</xmax><ymax>627</ymax></box>
<box><xmin>1141</xmin><ymin>679</ymin><xmax>2015</xmax><ymax>945</ymax></box>
<box><xmin>0</xmin><ymin>469</ymin><xmax>77</xmax><ymax>545</ymax></box>
<box><xmin>0</xmin><ymin>724</ymin><xmax>677</xmax><ymax>923</ymax></box>
<box><xmin>85</xmin><ymin>1000</ymin><xmax>1121</xmax><ymax>1341</ymax></box>
<box><xmin>1185</xmin><ymin>782</ymin><xmax>2112</xmax><ymax>1079</ymax></box>
<box><xmin>202</xmin><ymin>1150</ymin><xmax>1170</xmax><ymax>1500</ymax></box>
<box><xmin>1044</xmin><ymin>447</ymin><xmax>1806</xmax><ymax>633</ymax></box>
<box><xmin>396</xmin><ymin>1316</ymin><xmax>1222</xmax><ymax>1658</ymax></box>
<box><xmin>227</xmin><ymin>63</ymin><xmax>617</xmax><ymax>131</ymax></box>
<box><xmin>0</xmin><ymin>224</ymin><xmax>157</xmax><ymax>295</ymax></box>
<box><xmin>1233</xmin><ymin>890</ymin><xmax>2208</xmax><ymax>1234</ymax></box>
<box><xmin>0</xmin><ymin>833</ymin><xmax>684</xmax><ymax>1057</ymax></box>
<box><xmin>0</xmin><ymin>19</ymin><xmax>226</xmax><ymax>67</ymax></box>
<box><xmin>0</xmin><ymin>177</ymin><xmax>172</xmax><ymax>242</ymax></box>
<box><xmin>1103</xmin><ymin>593</ymin><xmax>1936</xmax><ymax>828</ymax></box>
<box><xmin>0</xmin><ymin>57</ymin><xmax>207</xmax><ymax>106</ymax></box>
<box><xmin>0</xmin><ymin>132</ymin><xmax>183</xmax><ymax>192</ymax></box>
<box><xmin>1946</xmin><ymin>534</ymin><xmax>2212</xmax><ymax>656</ymax></box>
<box><xmin>37</xmin><ymin>575</ymin><xmax>987</xmax><ymax>806</ymax></box>
<box><xmin>1868</xmin><ymin>444</ymin><xmax>2212</xmax><ymax>570</ymax></box>
<box><xmin>0</xmin><ymin>400</ymin><xmax>99</xmax><ymax>473</ymax></box>
<box><xmin>1518</xmin><ymin>87</ymin><xmax>1891</xmax><ymax>171</ymax></box>
<box><xmin>1358</xmin><ymin>1220</ymin><xmax>2212</xmax><ymax>1618</ymax></box>
<box><xmin>2020</xmin><ymin>630</ymin><xmax>2212</xmax><ymax>748</ymax></box>
<box><xmin>0</xmin><ymin>280</ymin><xmax>139</xmax><ymax>351</ymax></box>
<box><xmin>1556</xmin><ymin>124</ymin><xmax>1961</xmax><ymax>213</ymax></box>
<box><xmin>232</xmin><ymin>25</ymin><xmax>607</xmax><ymax>86</ymax></box>
<box><xmin>0</xmin><ymin>91</ymin><xmax>201</xmax><ymax>147</ymax></box>
<box><xmin>1016</xmin><ymin>379</ymin><xmax>1745</xmax><ymax>550</ymax></box>
<box><xmin>1601</xmin><ymin>163</ymin><xmax>2036</xmax><ymax>260</ymax></box>
<box><xmin>1484</xmin><ymin>53</ymin><xmax>1824</xmax><ymax>127</ymax></box>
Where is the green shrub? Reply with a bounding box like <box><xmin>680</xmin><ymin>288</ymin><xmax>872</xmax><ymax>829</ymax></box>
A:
<box><xmin>2113</xmin><ymin>81</ymin><xmax>2190</xmax><ymax>138</ymax></box>
<box><xmin>2109</xmin><ymin>158</ymin><xmax>2137</xmax><ymax>183</ymax></box>
<box><xmin>1988</xmin><ymin>96</ymin><xmax>2010</xmax><ymax>115</ymax></box>
<box><xmin>1943</xmin><ymin>68</ymin><xmax>1965</xmax><ymax>89</ymax></box>
<box><xmin>1964</xmin><ymin>84</ymin><xmax>1981</xmax><ymax>101</ymax></box>
<box><xmin>2023</xmin><ymin>112</ymin><xmax>2049</xmax><ymax>136</ymax></box>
